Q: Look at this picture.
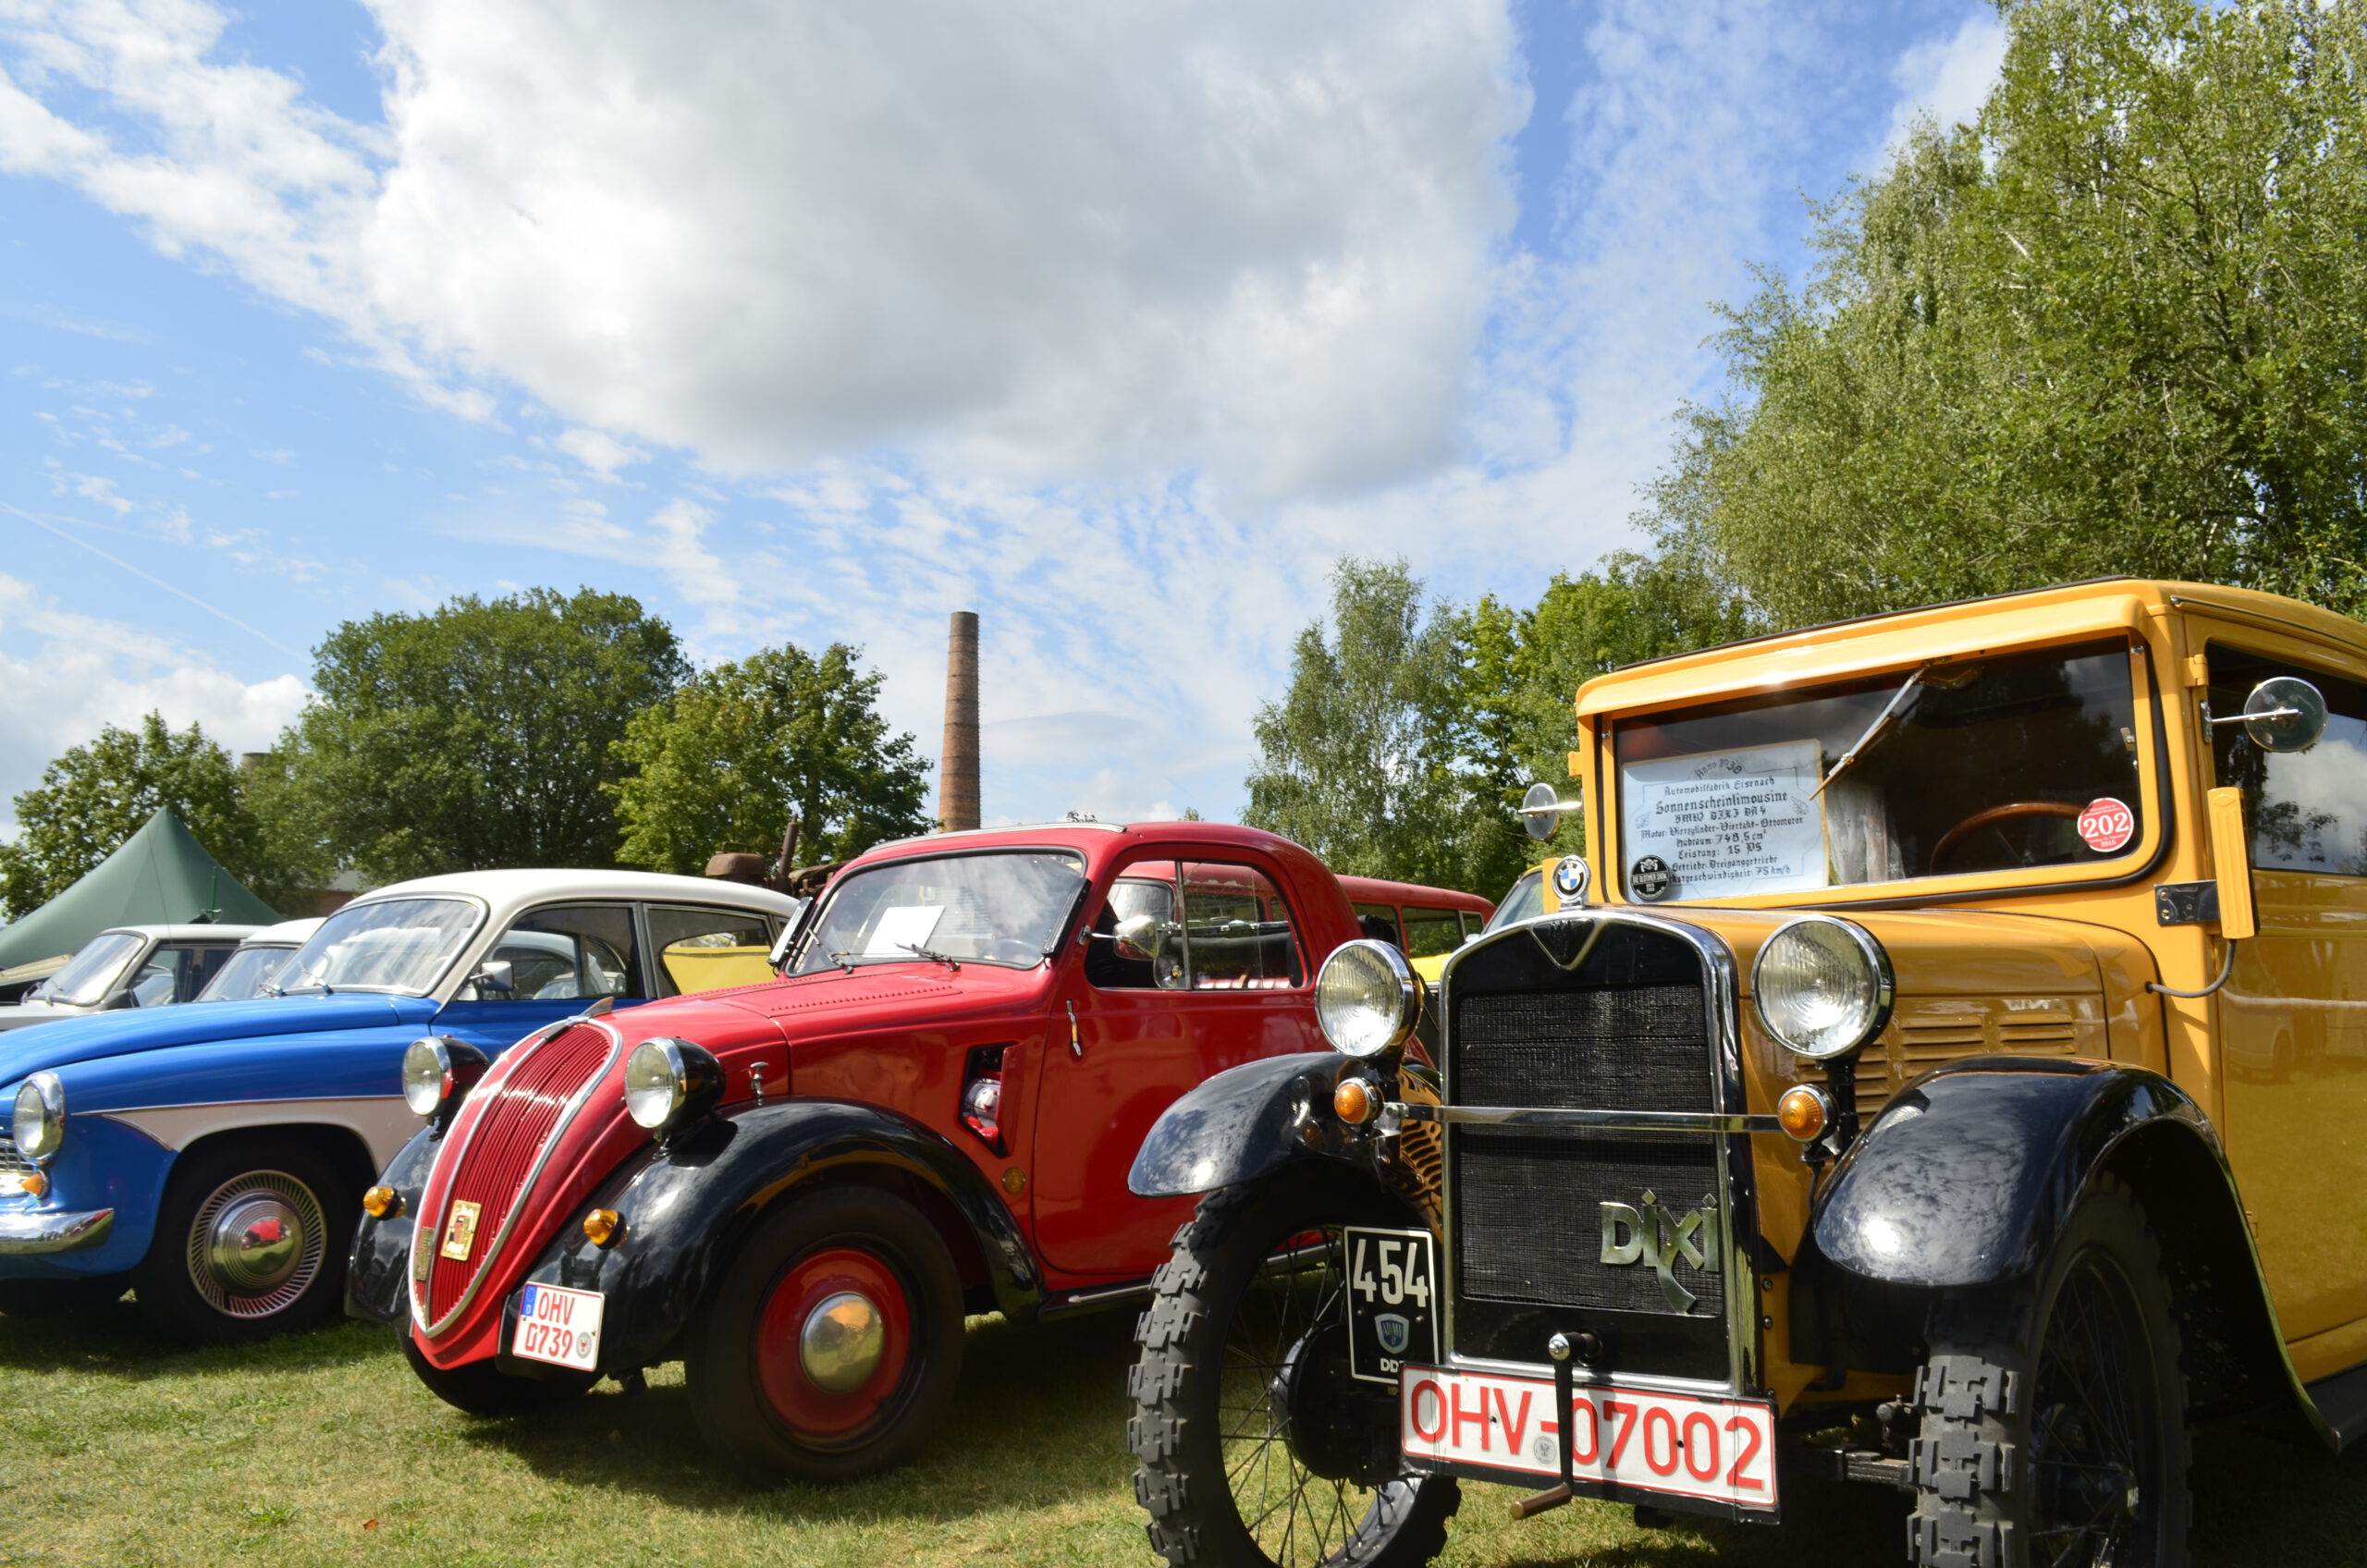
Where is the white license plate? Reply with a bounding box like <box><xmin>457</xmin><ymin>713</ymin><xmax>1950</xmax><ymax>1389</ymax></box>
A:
<box><xmin>510</xmin><ymin>1282</ymin><xmax>604</xmax><ymax>1370</ymax></box>
<box><xmin>1400</xmin><ymin>1366</ymin><xmax>1777</xmax><ymax>1511</ymax></box>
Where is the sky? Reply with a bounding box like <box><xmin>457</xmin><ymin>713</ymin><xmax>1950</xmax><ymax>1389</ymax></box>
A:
<box><xmin>0</xmin><ymin>0</ymin><xmax>2009</xmax><ymax>834</ymax></box>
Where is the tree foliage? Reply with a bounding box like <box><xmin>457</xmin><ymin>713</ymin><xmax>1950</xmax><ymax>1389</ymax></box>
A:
<box><xmin>269</xmin><ymin>589</ymin><xmax>688</xmax><ymax>883</ymax></box>
<box><xmin>609</xmin><ymin>642</ymin><xmax>932</xmax><ymax>875</ymax></box>
<box><xmin>0</xmin><ymin>714</ymin><xmax>285</xmax><ymax>918</ymax></box>
<box><xmin>1647</xmin><ymin>0</ymin><xmax>2367</xmax><ymax>626</ymax></box>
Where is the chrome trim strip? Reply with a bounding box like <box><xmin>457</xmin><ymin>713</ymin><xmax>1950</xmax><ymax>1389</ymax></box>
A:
<box><xmin>1432</xmin><ymin>909</ymin><xmax>1762</xmax><ymax>1400</ymax></box>
<box><xmin>1394</xmin><ymin>1103</ymin><xmax>1782</xmax><ymax>1136</ymax></box>
<box><xmin>0</xmin><ymin>1207</ymin><xmax>114</xmax><ymax>1255</ymax></box>
<box><xmin>412</xmin><ymin>1016</ymin><xmax>623</xmax><ymax>1339</ymax></box>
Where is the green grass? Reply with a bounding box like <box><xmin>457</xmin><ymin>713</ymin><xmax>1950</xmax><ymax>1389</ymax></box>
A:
<box><xmin>1</xmin><ymin>1300</ymin><xmax>2361</xmax><ymax>1567</ymax></box>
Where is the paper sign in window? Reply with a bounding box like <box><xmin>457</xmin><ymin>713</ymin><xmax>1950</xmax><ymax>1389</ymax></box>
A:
<box><xmin>864</xmin><ymin>903</ymin><xmax>947</xmax><ymax>957</ymax></box>
<box><xmin>1620</xmin><ymin>741</ymin><xmax>1826</xmax><ymax>901</ymax></box>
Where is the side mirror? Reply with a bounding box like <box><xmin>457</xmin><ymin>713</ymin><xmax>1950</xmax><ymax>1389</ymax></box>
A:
<box><xmin>2242</xmin><ymin>677</ymin><xmax>2328</xmax><ymax>753</ymax></box>
<box><xmin>1112</xmin><ymin>913</ymin><xmax>1162</xmax><ymax>963</ymax></box>
<box><xmin>1517</xmin><ymin>780</ymin><xmax>1584</xmax><ymax>842</ymax></box>
<box><xmin>470</xmin><ymin>959</ymin><xmax>515</xmax><ymax>997</ymax></box>
<box><xmin>2208</xmin><ymin>787</ymin><xmax>2257</xmax><ymax>941</ymax></box>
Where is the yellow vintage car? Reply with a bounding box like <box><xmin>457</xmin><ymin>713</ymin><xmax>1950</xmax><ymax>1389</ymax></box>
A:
<box><xmin>1127</xmin><ymin>578</ymin><xmax>2366</xmax><ymax>1568</ymax></box>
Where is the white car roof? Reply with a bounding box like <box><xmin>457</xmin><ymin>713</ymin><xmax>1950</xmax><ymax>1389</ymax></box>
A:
<box><xmin>95</xmin><ymin>924</ymin><xmax>268</xmax><ymax>943</ymax></box>
<box><xmin>235</xmin><ymin>917</ymin><xmax>326</xmax><ymax>949</ymax></box>
<box><xmin>337</xmin><ymin>868</ymin><xmax>803</xmax><ymax>926</ymax></box>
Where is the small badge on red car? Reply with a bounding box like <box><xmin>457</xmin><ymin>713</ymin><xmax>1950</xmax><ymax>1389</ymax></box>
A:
<box><xmin>440</xmin><ymin>1199</ymin><xmax>483</xmax><ymax>1262</ymax></box>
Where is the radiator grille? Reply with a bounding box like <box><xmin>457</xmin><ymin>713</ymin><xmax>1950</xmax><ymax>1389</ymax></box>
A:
<box><xmin>1451</xmin><ymin>986</ymin><xmax>1710</xmax><ymax>1113</ymax></box>
<box><xmin>1454</xmin><ymin>1132</ymin><xmax>1723</xmax><ymax>1317</ymax></box>
<box><xmin>424</xmin><ymin>1024</ymin><xmax>614</xmax><ymax>1324</ymax></box>
<box><xmin>0</xmin><ymin>1133</ymin><xmax>29</xmax><ymax>1178</ymax></box>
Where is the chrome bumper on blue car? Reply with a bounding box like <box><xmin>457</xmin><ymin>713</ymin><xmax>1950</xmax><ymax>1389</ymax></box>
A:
<box><xmin>0</xmin><ymin>1208</ymin><xmax>114</xmax><ymax>1255</ymax></box>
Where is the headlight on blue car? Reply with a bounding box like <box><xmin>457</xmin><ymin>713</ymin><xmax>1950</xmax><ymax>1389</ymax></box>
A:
<box><xmin>11</xmin><ymin>1071</ymin><xmax>66</xmax><ymax>1161</ymax></box>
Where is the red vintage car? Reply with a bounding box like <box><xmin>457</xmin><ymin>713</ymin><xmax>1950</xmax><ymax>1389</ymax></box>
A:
<box><xmin>347</xmin><ymin>821</ymin><xmax>1488</xmax><ymax>1480</ymax></box>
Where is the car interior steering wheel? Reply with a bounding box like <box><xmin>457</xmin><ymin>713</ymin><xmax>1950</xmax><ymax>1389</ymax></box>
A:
<box><xmin>1929</xmin><ymin>800</ymin><xmax>2085</xmax><ymax>875</ymax></box>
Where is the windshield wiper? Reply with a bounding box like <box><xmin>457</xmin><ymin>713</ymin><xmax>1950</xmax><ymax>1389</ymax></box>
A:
<box><xmin>897</xmin><ymin>943</ymin><xmax>962</xmax><ymax>974</ymax></box>
<box><xmin>1809</xmin><ymin>662</ymin><xmax>1934</xmax><ymax>802</ymax></box>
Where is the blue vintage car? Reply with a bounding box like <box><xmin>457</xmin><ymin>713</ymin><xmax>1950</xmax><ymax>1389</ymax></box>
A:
<box><xmin>0</xmin><ymin>869</ymin><xmax>800</xmax><ymax>1342</ymax></box>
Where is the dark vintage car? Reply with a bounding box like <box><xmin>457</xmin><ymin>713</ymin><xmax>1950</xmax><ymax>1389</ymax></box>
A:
<box><xmin>1123</xmin><ymin>579</ymin><xmax>2367</xmax><ymax>1568</ymax></box>
<box><xmin>347</xmin><ymin>821</ymin><xmax>1489</xmax><ymax>1481</ymax></box>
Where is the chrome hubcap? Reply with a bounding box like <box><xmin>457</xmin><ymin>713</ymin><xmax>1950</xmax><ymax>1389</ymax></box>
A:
<box><xmin>184</xmin><ymin>1170</ymin><xmax>326</xmax><ymax>1317</ymax></box>
<box><xmin>799</xmin><ymin>1290</ymin><xmax>885</xmax><ymax>1392</ymax></box>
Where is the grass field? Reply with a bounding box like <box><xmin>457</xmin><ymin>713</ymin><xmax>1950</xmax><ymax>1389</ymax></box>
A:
<box><xmin>3</xmin><ymin>1300</ymin><xmax>2362</xmax><ymax>1568</ymax></box>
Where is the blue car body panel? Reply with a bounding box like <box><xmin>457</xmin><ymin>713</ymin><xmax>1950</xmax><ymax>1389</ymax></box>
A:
<box><xmin>0</xmin><ymin>989</ymin><xmax>640</xmax><ymax>1280</ymax></box>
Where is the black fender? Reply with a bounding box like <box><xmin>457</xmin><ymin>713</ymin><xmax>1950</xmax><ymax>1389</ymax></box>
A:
<box><xmin>1128</xmin><ymin>1051</ymin><xmax>1365</xmax><ymax>1198</ymax></box>
<box><xmin>1792</xmin><ymin>1056</ymin><xmax>2292</xmax><ymax>1425</ymax></box>
<box><xmin>346</xmin><ymin>1122</ymin><xmax>440</xmax><ymax>1325</ymax></box>
<box><xmin>509</xmin><ymin>1099</ymin><xmax>1040</xmax><ymax>1376</ymax></box>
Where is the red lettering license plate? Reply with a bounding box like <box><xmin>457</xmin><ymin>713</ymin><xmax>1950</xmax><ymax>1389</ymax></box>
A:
<box><xmin>1400</xmin><ymin>1366</ymin><xmax>1777</xmax><ymax>1512</ymax></box>
<box><xmin>509</xmin><ymin>1282</ymin><xmax>605</xmax><ymax>1370</ymax></box>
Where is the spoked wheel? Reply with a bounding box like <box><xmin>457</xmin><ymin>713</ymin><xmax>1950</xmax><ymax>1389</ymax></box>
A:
<box><xmin>1908</xmin><ymin>1174</ymin><xmax>2189</xmax><ymax>1568</ymax></box>
<box><xmin>685</xmin><ymin>1185</ymin><xmax>963</xmax><ymax>1483</ymax></box>
<box><xmin>1132</xmin><ymin>1169</ymin><xmax>1459</xmax><ymax>1568</ymax></box>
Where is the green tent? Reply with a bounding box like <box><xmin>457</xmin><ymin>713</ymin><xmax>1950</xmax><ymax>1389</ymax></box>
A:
<box><xmin>0</xmin><ymin>809</ymin><xmax>281</xmax><ymax>976</ymax></box>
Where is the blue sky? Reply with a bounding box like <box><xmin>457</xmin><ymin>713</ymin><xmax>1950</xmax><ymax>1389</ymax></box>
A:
<box><xmin>0</xmin><ymin>0</ymin><xmax>2006</xmax><ymax>835</ymax></box>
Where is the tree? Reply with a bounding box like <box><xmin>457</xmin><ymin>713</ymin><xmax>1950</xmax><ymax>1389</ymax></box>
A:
<box><xmin>609</xmin><ymin>642</ymin><xmax>932</xmax><ymax>874</ymax></box>
<box><xmin>1644</xmin><ymin>0</ymin><xmax>2367</xmax><ymax>627</ymax></box>
<box><xmin>270</xmin><ymin>589</ymin><xmax>688</xmax><ymax>882</ymax></box>
<box><xmin>0</xmin><ymin>714</ymin><xmax>286</xmax><ymax>917</ymax></box>
<box><xmin>1244</xmin><ymin>558</ymin><xmax>1513</xmax><ymax>894</ymax></box>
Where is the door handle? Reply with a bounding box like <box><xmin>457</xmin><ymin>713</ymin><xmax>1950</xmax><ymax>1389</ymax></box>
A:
<box><xmin>1065</xmin><ymin>1000</ymin><xmax>1083</xmax><ymax>1060</ymax></box>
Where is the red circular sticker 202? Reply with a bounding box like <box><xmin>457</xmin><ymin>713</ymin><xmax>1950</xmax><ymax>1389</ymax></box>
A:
<box><xmin>2077</xmin><ymin>797</ymin><xmax>2135</xmax><ymax>853</ymax></box>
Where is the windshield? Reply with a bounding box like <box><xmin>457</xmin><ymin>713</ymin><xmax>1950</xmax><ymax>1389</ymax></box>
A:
<box><xmin>196</xmin><ymin>944</ymin><xmax>298</xmax><ymax>1002</ymax></box>
<box><xmin>1613</xmin><ymin>638</ymin><xmax>2146</xmax><ymax>901</ymax></box>
<box><xmin>35</xmin><ymin>931</ymin><xmax>144</xmax><ymax>1007</ymax></box>
<box><xmin>1483</xmin><ymin>870</ymin><xmax>1546</xmax><ymax>932</ymax></box>
<box><xmin>791</xmin><ymin>851</ymin><xmax>1087</xmax><ymax>974</ymax></box>
<box><xmin>275</xmin><ymin>898</ymin><xmax>484</xmax><ymax>995</ymax></box>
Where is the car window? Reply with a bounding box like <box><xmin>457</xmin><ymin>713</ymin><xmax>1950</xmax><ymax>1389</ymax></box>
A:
<box><xmin>791</xmin><ymin>851</ymin><xmax>1086</xmax><ymax>974</ymax></box>
<box><xmin>1085</xmin><ymin>871</ymin><xmax>1184</xmax><ymax>989</ymax></box>
<box><xmin>476</xmin><ymin>904</ymin><xmax>644</xmax><ymax>1001</ymax></box>
<box><xmin>1483</xmin><ymin>870</ymin><xmax>1545</xmax><ymax>932</ymax></box>
<box><xmin>129</xmin><ymin>948</ymin><xmax>186</xmax><ymax>1007</ymax></box>
<box><xmin>279</xmin><ymin>898</ymin><xmax>484</xmax><ymax>995</ymax></box>
<box><xmin>1181</xmin><ymin>862</ymin><xmax>1302</xmax><ymax>990</ymax></box>
<box><xmin>647</xmin><ymin>904</ymin><xmax>780</xmax><ymax>997</ymax></box>
<box><xmin>38</xmin><ymin>931</ymin><xmax>144</xmax><ymax>1007</ymax></box>
<box><xmin>198</xmin><ymin>944</ymin><xmax>297</xmax><ymax>1002</ymax></box>
<box><xmin>1401</xmin><ymin>906</ymin><xmax>1465</xmax><ymax>958</ymax></box>
<box><xmin>2208</xmin><ymin>647</ymin><xmax>2367</xmax><ymax>876</ymax></box>
<box><xmin>1352</xmin><ymin>902</ymin><xmax>1404</xmax><ymax>947</ymax></box>
<box><xmin>1460</xmin><ymin>910</ymin><xmax>1485</xmax><ymax>939</ymax></box>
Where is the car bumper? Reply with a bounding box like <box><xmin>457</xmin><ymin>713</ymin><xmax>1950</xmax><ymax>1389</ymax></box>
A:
<box><xmin>0</xmin><ymin>1207</ymin><xmax>114</xmax><ymax>1255</ymax></box>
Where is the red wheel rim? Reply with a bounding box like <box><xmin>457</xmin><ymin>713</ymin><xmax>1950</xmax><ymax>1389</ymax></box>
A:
<box><xmin>754</xmin><ymin>1245</ymin><xmax>914</xmax><ymax>1439</ymax></box>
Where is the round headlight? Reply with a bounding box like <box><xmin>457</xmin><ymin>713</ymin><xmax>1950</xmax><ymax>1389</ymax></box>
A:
<box><xmin>1315</xmin><ymin>940</ymin><xmax>1424</xmax><ymax>1060</ymax></box>
<box><xmin>11</xmin><ymin>1072</ymin><xmax>65</xmax><ymax>1161</ymax></box>
<box><xmin>625</xmin><ymin>1037</ymin><xmax>719</xmax><ymax>1132</ymax></box>
<box><xmin>402</xmin><ymin>1037</ymin><xmax>452</xmax><ymax>1118</ymax></box>
<box><xmin>1751</xmin><ymin>916</ymin><xmax>1894</xmax><ymax>1060</ymax></box>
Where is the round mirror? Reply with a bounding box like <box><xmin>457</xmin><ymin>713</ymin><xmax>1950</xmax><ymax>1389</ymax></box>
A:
<box><xmin>2244</xmin><ymin>676</ymin><xmax>2329</xmax><ymax>753</ymax></box>
<box><xmin>1112</xmin><ymin>913</ymin><xmax>1162</xmax><ymax>963</ymax></box>
<box><xmin>1522</xmin><ymin>781</ymin><xmax>1561</xmax><ymax>841</ymax></box>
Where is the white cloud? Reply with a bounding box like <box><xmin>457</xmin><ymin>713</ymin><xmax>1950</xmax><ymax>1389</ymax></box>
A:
<box><xmin>1880</xmin><ymin>9</ymin><xmax>2007</xmax><ymax>158</ymax></box>
<box><xmin>552</xmin><ymin>425</ymin><xmax>644</xmax><ymax>480</ymax></box>
<box><xmin>0</xmin><ymin>575</ymin><xmax>311</xmax><ymax>814</ymax></box>
<box><xmin>1</xmin><ymin>0</ymin><xmax>1523</xmax><ymax>499</ymax></box>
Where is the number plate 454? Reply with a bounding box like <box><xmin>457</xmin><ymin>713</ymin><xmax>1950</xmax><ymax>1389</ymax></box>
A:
<box><xmin>1344</xmin><ymin>1226</ymin><xmax>1439</xmax><ymax>1385</ymax></box>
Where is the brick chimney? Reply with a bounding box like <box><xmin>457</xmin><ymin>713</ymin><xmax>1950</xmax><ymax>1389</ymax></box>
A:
<box><xmin>939</xmin><ymin>610</ymin><xmax>980</xmax><ymax>831</ymax></box>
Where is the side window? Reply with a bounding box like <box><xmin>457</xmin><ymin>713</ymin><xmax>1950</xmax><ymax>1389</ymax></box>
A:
<box><xmin>1460</xmin><ymin>911</ymin><xmax>1485</xmax><ymax>940</ymax></box>
<box><xmin>129</xmin><ymin>946</ymin><xmax>188</xmax><ymax>1007</ymax></box>
<box><xmin>1085</xmin><ymin>869</ymin><xmax>1181</xmax><ymax>990</ymax></box>
<box><xmin>1180</xmin><ymin>862</ymin><xmax>1302</xmax><ymax>990</ymax></box>
<box><xmin>483</xmin><ymin>904</ymin><xmax>644</xmax><ymax>1001</ymax></box>
<box><xmin>2208</xmin><ymin>648</ymin><xmax>2367</xmax><ymax>876</ymax></box>
<box><xmin>184</xmin><ymin>944</ymin><xmax>237</xmax><ymax>1001</ymax></box>
<box><xmin>647</xmin><ymin>904</ymin><xmax>780</xmax><ymax>997</ymax></box>
<box><xmin>1353</xmin><ymin>901</ymin><xmax>1404</xmax><ymax>947</ymax></box>
<box><xmin>1401</xmin><ymin>906</ymin><xmax>1466</xmax><ymax>959</ymax></box>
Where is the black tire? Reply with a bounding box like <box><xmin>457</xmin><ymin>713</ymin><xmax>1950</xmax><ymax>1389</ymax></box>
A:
<box><xmin>1907</xmin><ymin>1174</ymin><xmax>2189</xmax><ymax>1568</ymax></box>
<box><xmin>0</xmin><ymin>1276</ymin><xmax>129</xmax><ymax>1317</ymax></box>
<box><xmin>1130</xmin><ymin>1168</ymin><xmax>1461</xmax><ymax>1568</ymax></box>
<box><xmin>134</xmin><ymin>1139</ymin><xmax>357</xmax><ymax>1345</ymax></box>
<box><xmin>399</xmin><ymin>1324</ymin><xmax>595</xmax><ymax>1415</ymax></box>
<box><xmin>684</xmin><ymin>1185</ymin><xmax>964</xmax><ymax>1483</ymax></box>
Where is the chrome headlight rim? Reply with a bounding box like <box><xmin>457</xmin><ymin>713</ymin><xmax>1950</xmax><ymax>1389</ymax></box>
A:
<box><xmin>11</xmin><ymin>1071</ymin><xmax>66</xmax><ymax>1163</ymax></box>
<box><xmin>401</xmin><ymin>1036</ymin><xmax>453</xmax><ymax>1119</ymax></box>
<box><xmin>1314</xmin><ymin>938</ymin><xmax>1426</xmax><ymax>1061</ymax></box>
<box><xmin>1750</xmin><ymin>914</ymin><xmax>1895</xmax><ymax>1062</ymax></box>
<box><xmin>624</xmin><ymin>1036</ymin><xmax>719</xmax><ymax>1133</ymax></box>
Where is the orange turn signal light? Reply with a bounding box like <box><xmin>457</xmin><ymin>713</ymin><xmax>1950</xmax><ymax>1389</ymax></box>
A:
<box><xmin>19</xmin><ymin>1170</ymin><xmax>47</xmax><ymax>1199</ymax></box>
<box><xmin>1332</xmin><ymin>1077</ymin><xmax>1379</xmax><ymax>1125</ymax></box>
<box><xmin>361</xmin><ymin>1184</ymin><xmax>401</xmax><ymax>1219</ymax></box>
<box><xmin>1777</xmin><ymin>1084</ymin><xmax>1832</xmax><ymax>1144</ymax></box>
<box><xmin>583</xmin><ymin>1208</ymin><xmax>623</xmax><ymax>1248</ymax></box>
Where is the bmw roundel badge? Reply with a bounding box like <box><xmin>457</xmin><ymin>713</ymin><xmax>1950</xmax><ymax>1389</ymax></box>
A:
<box><xmin>1551</xmin><ymin>854</ymin><xmax>1590</xmax><ymax>901</ymax></box>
